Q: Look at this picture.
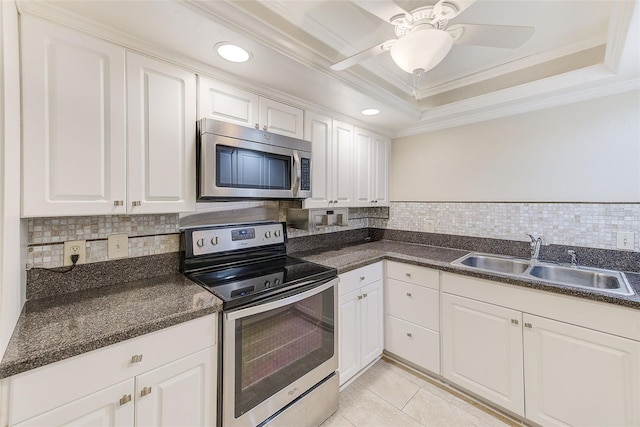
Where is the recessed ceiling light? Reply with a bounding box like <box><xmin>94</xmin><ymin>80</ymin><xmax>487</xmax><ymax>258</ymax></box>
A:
<box><xmin>215</xmin><ymin>42</ymin><xmax>251</xmax><ymax>63</ymax></box>
<box><xmin>361</xmin><ymin>108</ymin><xmax>380</xmax><ymax>116</ymax></box>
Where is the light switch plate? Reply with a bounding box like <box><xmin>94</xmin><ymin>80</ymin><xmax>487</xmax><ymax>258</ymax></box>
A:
<box><xmin>425</xmin><ymin>219</ymin><xmax>435</xmax><ymax>232</ymax></box>
<box><xmin>63</xmin><ymin>240</ymin><xmax>86</xmax><ymax>266</ymax></box>
<box><xmin>108</xmin><ymin>234</ymin><xmax>129</xmax><ymax>259</ymax></box>
<box><xmin>616</xmin><ymin>231</ymin><xmax>634</xmax><ymax>250</ymax></box>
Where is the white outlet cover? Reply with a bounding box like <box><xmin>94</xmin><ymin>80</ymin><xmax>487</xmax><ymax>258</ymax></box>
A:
<box><xmin>108</xmin><ymin>234</ymin><xmax>129</xmax><ymax>259</ymax></box>
<box><xmin>63</xmin><ymin>240</ymin><xmax>86</xmax><ymax>266</ymax></box>
<box><xmin>425</xmin><ymin>219</ymin><xmax>435</xmax><ymax>232</ymax></box>
<box><xmin>616</xmin><ymin>231</ymin><xmax>634</xmax><ymax>251</ymax></box>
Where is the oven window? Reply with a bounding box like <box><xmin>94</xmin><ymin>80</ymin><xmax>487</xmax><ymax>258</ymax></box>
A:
<box><xmin>216</xmin><ymin>145</ymin><xmax>291</xmax><ymax>190</ymax></box>
<box><xmin>234</xmin><ymin>287</ymin><xmax>334</xmax><ymax>418</ymax></box>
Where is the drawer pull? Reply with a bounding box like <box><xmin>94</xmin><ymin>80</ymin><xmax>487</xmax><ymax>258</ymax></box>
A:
<box><xmin>359</xmin><ymin>276</ymin><xmax>365</xmax><ymax>281</ymax></box>
<box><xmin>113</xmin><ymin>200</ymin><xmax>123</xmax><ymax>206</ymax></box>
<box><xmin>363</xmin><ymin>293</ymin><xmax>368</xmax><ymax>298</ymax></box>
<box><xmin>130</xmin><ymin>354</ymin><xmax>144</xmax><ymax>364</ymax></box>
<box><xmin>119</xmin><ymin>394</ymin><xmax>132</xmax><ymax>406</ymax></box>
<box><xmin>511</xmin><ymin>319</ymin><xmax>519</xmax><ymax>325</ymax></box>
<box><xmin>406</xmin><ymin>332</ymin><xmax>412</xmax><ymax>337</ymax></box>
<box><xmin>357</xmin><ymin>295</ymin><xmax>363</xmax><ymax>300</ymax></box>
<box><xmin>406</xmin><ymin>292</ymin><xmax>412</xmax><ymax>297</ymax></box>
<box><xmin>524</xmin><ymin>322</ymin><xmax>533</xmax><ymax>328</ymax></box>
<box><xmin>405</xmin><ymin>273</ymin><xmax>412</xmax><ymax>278</ymax></box>
<box><xmin>141</xmin><ymin>386</ymin><xmax>152</xmax><ymax>397</ymax></box>
<box><xmin>131</xmin><ymin>201</ymin><xmax>141</xmax><ymax>207</ymax></box>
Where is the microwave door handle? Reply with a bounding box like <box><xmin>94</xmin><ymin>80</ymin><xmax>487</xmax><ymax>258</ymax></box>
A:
<box><xmin>292</xmin><ymin>150</ymin><xmax>301</xmax><ymax>196</ymax></box>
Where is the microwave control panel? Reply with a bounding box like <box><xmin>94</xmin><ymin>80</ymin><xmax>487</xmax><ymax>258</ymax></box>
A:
<box><xmin>301</xmin><ymin>158</ymin><xmax>310</xmax><ymax>191</ymax></box>
<box><xmin>190</xmin><ymin>223</ymin><xmax>285</xmax><ymax>256</ymax></box>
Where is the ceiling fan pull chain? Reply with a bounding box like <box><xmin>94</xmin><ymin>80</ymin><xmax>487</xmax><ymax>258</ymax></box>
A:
<box><xmin>412</xmin><ymin>70</ymin><xmax>424</xmax><ymax>101</ymax></box>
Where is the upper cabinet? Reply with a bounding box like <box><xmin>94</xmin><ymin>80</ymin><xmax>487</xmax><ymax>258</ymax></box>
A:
<box><xmin>198</xmin><ymin>77</ymin><xmax>303</xmax><ymax>138</ymax></box>
<box><xmin>354</xmin><ymin>127</ymin><xmax>390</xmax><ymax>207</ymax></box>
<box><xmin>302</xmin><ymin>113</ymin><xmax>354</xmax><ymax>209</ymax></box>
<box><xmin>21</xmin><ymin>15</ymin><xmax>127</xmax><ymax>217</ymax></box>
<box><xmin>126</xmin><ymin>52</ymin><xmax>196</xmax><ymax>214</ymax></box>
<box><xmin>21</xmin><ymin>16</ymin><xmax>196</xmax><ymax>217</ymax></box>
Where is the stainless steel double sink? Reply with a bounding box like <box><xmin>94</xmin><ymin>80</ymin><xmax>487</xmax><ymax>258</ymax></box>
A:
<box><xmin>451</xmin><ymin>253</ymin><xmax>635</xmax><ymax>296</ymax></box>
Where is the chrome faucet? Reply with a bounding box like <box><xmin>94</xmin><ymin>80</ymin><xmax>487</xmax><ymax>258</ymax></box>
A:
<box><xmin>567</xmin><ymin>250</ymin><xmax>578</xmax><ymax>268</ymax></box>
<box><xmin>527</xmin><ymin>234</ymin><xmax>543</xmax><ymax>261</ymax></box>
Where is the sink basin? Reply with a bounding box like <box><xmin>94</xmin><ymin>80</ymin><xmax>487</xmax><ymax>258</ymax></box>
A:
<box><xmin>453</xmin><ymin>254</ymin><xmax>530</xmax><ymax>274</ymax></box>
<box><xmin>528</xmin><ymin>264</ymin><xmax>634</xmax><ymax>296</ymax></box>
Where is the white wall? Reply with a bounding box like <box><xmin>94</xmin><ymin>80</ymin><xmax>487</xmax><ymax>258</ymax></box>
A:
<box><xmin>0</xmin><ymin>0</ymin><xmax>26</xmax><ymax>357</ymax></box>
<box><xmin>391</xmin><ymin>90</ymin><xmax>640</xmax><ymax>202</ymax></box>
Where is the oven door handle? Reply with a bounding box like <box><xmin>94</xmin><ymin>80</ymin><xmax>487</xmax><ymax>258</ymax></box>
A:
<box><xmin>225</xmin><ymin>278</ymin><xmax>336</xmax><ymax>321</ymax></box>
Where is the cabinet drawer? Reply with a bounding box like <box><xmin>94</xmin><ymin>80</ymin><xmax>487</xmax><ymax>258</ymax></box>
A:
<box><xmin>385</xmin><ymin>315</ymin><xmax>440</xmax><ymax>375</ymax></box>
<box><xmin>386</xmin><ymin>279</ymin><xmax>439</xmax><ymax>331</ymax></box>
<box><xmin>6</xmin><ymin>315</ymin><xmax>216</xmax><ymax>425</ymax></box>
<box><xmin>339</xmin><ymin>262</ymin><xmax>383</xmax><ymax>296</ymax></box>
<box><xmin>386</xmin><ymin>261</ymin><xmax>439</xmax><ymax>290</ymax></box>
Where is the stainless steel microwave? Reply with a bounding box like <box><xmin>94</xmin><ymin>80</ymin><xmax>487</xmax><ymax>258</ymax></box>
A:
<box><xmin>197</xmin><ymin>119</ymin><xmax>311</xmax><ymax>200</ymax></box>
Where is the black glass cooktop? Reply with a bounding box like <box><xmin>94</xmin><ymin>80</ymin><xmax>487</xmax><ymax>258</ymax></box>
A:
<box><xmin>187</xmin><ymin>256</ymin><xmax>336</xmax><ymax>309</ymax></box>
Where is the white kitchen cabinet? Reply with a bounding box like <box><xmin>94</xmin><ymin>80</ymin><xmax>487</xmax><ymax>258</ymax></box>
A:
<box><xmin>303</xmin><ymin>113</ymin><xmax>354</xmax><ymax>209</ymax></box>
<box><xmin>12</xmin><ymin>379</ymin><xmax>135</xmax><ymax>427</ymax></box>
<box><xmin>523</xmin><ymin>314</ymin><xmax>640</xmax><ymax>427</ymax></box>
<box><xmin>442</xmin><ymin>272</ymin><xmax>640</xmax><ymax>425</ymax></box>
<box><xmin>337</xmin><ymin>263</ymin><xmax>383</xmax><ymax>386</ymax></box>
<box><xmin>384</xmin><ymin>261</ymin><xmax>440</xmax><ymax>374</ymax></box>
<box><xmin>21</xmin><ymin>14</ymin><xmax>127</xmax><ymax>217</ymax></box>
<box><xmin>198</xmin><ymin>76</ymin><xmax>303</xmax><ymax>138</ymax></box>
<box><xmin>354</xmin><ymin>127</ymin><xmax>390</xmax><ymax>207</ymax></box>
<box><xmin>21</xmin><ymin>16</ymin><xmax>197</xmax><ymax>217</ymax></box>
<box><xmin>441</xmin><ymin>293</ymin><xmax>525</xmax><ymax>416</ymax></box>
<box><xmin>126</xmin><ymin>52</ymin><xmax>196</xmax><ymax>214</ymax></box>
<box><xmin>2</xmin><ymin>315</ymin><xmax>217</xmax><ymax>427</ymax></box>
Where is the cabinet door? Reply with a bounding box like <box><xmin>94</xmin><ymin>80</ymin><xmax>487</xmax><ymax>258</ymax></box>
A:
<box><xmin>259</xmin><ymin>97</ymin><xmax>304</xmax><ymax>138</ymax></box>
<box><xmin>13</xmin><ymin>379</ymin><xmax>134</xmax><ymax>427</ymax></box>
<box><xmin>126</xmin><ymin>52</ymin><xmax>196</xmax><ymax>214</ymax></box>
<box><xmin>338</xmin><ymin>289</ymin><xmax>360</xmax><ymax>386</ymax></box>
<box><xmin>135</xmin><ymin>347</ymin><xmax>216</xmax><ymax>427</ymax></box>
<box><xmin>332</xmin><ymin>121</ymin><xmax>354</xmax><ymax>207</ymax></box>
<box><xmin>523</xmin><ymin>314</ymin><xmax>640</xmax><ymax>427</ymax></box>
<box><xmin>442</xmin><ymin>293</ymin><xmax>524</xmax><ymax>416</ymax></box>
<box><xmin>353</xmin><ymin>128</ymin><xmax>372</xmax><ymax>207</ymax></box>
<box><xmin>360</xmin><ymin>280</ymin><xmax>384</xmax><ymax>367</ymax></box>
<box><xmin>21</xmin><ymin>15</ymin><xmax>126</xmax><ymax>217</ymax></box>
<box><xmin>303</xmin><ymin>112</ymin><xmax>332</xmax><ymax>208</ymax></box>
<box><xmin>371</xmin><ymin>135</ymin><xmax>390</xmax><ymax>206</ymax></box>
<box><xmin>197</xmin><ymin>76</ymin><xmax>259</xmax><ymax>128</ymax></box>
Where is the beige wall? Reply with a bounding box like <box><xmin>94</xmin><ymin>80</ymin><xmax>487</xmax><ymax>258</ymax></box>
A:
<box><xmin>391</xmin><ymin>90</ymin><xmax>640</xmax><ymax>202</ymax></box>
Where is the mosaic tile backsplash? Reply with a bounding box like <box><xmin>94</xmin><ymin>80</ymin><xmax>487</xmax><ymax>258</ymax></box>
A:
<box><xmin>27</xmin><ymin>202</ymin><xmax>640</xmax><ymax>269</ymax></box>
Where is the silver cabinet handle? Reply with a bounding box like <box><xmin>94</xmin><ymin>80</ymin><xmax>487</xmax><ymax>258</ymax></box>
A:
<box><xmin>406</xmin><ymin>332</ymin><xmax>412</xmax><ymax>337</ymax></box>
<box><xmin>131</xmin><ymin>201</ymin><xmax>141</xmax><ymax>207</ymax></box>
<box><xmin>263</xmin><ymin>125</ymin><xmax>268</xmax><ymax>131</ymax></box>
<box><xmin>406</xmin><ymin>292</ymin><xmax>412</xmax><ymax>297</ymax></box>
<box><xmin>405</xmin><ymin>272</ymin><xmax>412</xmax><ymax>278</ymax></box>
<box><xmin>363</xmin><ymin>293</ymin><xmax>368</xmax><ymax>298</ymax></box>
<box><xmin>130</xmin><ymin>354</ymin><xmax>143</xmax><ymax>364</ymax></box>
<box><xmin>511</xmin><ymin>319</ymin><xmax>519</xmax><ymax>325</ymax></box>
<box><xmin>255</xmin><ymin>123</ymin><xmax>260</xmax><ymax>129</ymax></box>
<box><xmin>113</xmin><ymin>200</ymin><xmax>123</xmax><ymax>206</ymax></box>
<box><xmin>524</xmin><ymin>322</ymin><xmax>533</xmax><ymax>328</ymax></box>
<box><xmin>119</xmin><ymin>394</ymin><xmax>132</xmax><ymax>406</ymax></box>
<box><xmin>140</xmin><ymin>386</ymin><xmax>152</xmax><ymax>397</ymax></box>
<box><xmin>357</xmin><ymin>295</ymin><xmax>363</xmax><ymax>300</ymax></box>
<box><xmin>359</xmin><ymin>276</ymin><xmax>365</xmax><ymax>281</ymax></box>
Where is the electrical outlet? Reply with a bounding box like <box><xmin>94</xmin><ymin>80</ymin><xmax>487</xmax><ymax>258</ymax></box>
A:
<box><xmin>108</xmin><ymin>234</ymin><xmax>129</xmax><ymax>259</ymax></box>
<box><xmin>616</xmin><ymin>231</ymin><xmax>634</xmax><ymax>250</ymax></box>
<box><xmin>425</xmin><ymin>219</ymin><xmax>435</xmax><ymax>232</ymax></box>
<box><xmin>63</xmin><ymin>240</ymin><xmax>86</xmax><ymax>266</ymax></box>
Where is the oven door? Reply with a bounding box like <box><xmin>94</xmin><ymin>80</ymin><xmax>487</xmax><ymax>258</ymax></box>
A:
<box><xmin>223</xmin><ymin>278</ymin><xmax>338</xmax><ymax>427</ymax></box>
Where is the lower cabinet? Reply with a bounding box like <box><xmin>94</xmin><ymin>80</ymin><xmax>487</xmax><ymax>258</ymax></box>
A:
<box><xmin>442</xmin><ymin>273</ymin><xmax>640</xmax><ymax>426</ymax></box>
<box><xmin>3</xmin><ymin>316</ymin><xmax>217</xmax><ymax>427</ymax></box>
<box><xmin>338</xmin><ymin>263</ymin><xmax>384</xmax><ymax>386</ymax></box>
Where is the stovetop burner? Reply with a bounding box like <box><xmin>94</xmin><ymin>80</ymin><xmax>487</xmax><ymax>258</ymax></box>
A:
<box><xmin>180</xmin><ymin>222</ymin><xmax>337</xmax><ymax>309</ymax></box>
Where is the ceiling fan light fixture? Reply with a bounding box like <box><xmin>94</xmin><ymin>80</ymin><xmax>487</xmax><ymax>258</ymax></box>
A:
<box><xmin>361</xmin><ymin>108</ymin><xmax>380</xmax><ymax>116</ymax></box>
<box><xmin>215</xmin><ymin>42</ymin><xmax>252</xmax><ymax>63</ymax></box>
<box><xmin>389</xmin><ymin>28</ymin><xmax>453</xmax><ymax>74</ymax></box>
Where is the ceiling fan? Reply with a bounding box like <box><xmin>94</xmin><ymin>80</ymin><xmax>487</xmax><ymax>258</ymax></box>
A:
<box><xmin>331</xmin><ymin>0</ymin><xmax>535</xmax><ymax>80</ymax></box>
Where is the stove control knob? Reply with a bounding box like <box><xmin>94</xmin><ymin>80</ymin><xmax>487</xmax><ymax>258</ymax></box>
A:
<box><xmin>274</xmin><ymin>230</ymin><xmax>281</xmax><ymax>238</ymax></box>
<box><xmin>196</xmin><ymin>238</ymin><xmax>205</xmax><ymax>248</ymax></box>
<box><xmin>274</xmin><ymin>278</ymin><xmax>281</xmax><ymax>286</ymax></box>
<box><xmin>265</xmin><ymin>231</ymin><xmax>272</xmax><ymax>238</ymax></box>
<box><xmin>210</xmin><ymin>237</ymin><xmax>219</xmax><ymax>245</ymax></box>
<box><xmin>264</xmin><ymin>280</ymin><xmax>271</xmax><ymax>288</ymax></box>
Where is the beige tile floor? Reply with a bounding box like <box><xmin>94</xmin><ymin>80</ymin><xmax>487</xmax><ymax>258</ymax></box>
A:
<box><xmin>321</xmin><ymin>359</ymin><xmax>520</xmax><ymax>427</ymax></box>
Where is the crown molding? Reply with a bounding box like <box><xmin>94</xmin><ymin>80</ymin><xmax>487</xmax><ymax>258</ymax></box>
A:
<box><xmin>604</xmin><ymin>0</ymin><xmax>638</xmax><ymax>72</ymax></box>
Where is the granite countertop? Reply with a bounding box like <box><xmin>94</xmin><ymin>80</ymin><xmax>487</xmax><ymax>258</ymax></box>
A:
<box><xmin>0</xmin><ymin>273</ymin><xmax>222</xmax><ymax>379</ymax></box>
<box><xmin>292</xmin><ymin>240</ymin><xmax>640</xmax><ymax>310</ymax></box>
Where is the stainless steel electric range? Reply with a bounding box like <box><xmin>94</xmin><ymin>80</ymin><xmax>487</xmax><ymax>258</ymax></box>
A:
<box><xmin>181</xmin><ymin>221</ymin><xmax>339</xmax><ymax>427</ymax></box>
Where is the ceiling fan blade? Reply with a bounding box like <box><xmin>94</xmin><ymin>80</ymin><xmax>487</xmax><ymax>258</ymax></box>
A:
<box><xmin>448</xmin><ymin>23</ymin><xmax>535</xmax><ymax>48</ymax></box>
<box><xmin>351</xmin><ymin>0</ymin><xmax>409</xmax><ymax>23</ymax></box>
<box><xmin>330</xmin><ymin>39</ymin><xmax>396</xmax><ymax>71</ymax></box>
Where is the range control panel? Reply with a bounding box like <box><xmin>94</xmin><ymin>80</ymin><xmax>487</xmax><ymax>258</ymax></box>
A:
<box><xmin>190</xmin><ymin>222</ymin><xmax>286</xmax><ymax>256</ymax></box>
